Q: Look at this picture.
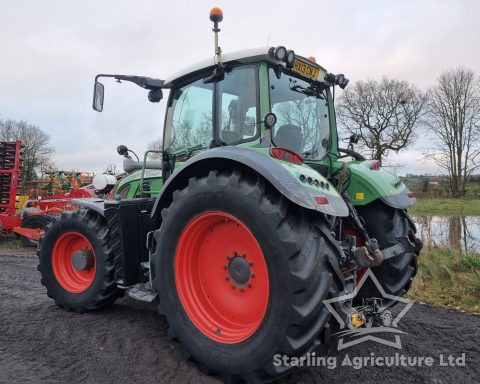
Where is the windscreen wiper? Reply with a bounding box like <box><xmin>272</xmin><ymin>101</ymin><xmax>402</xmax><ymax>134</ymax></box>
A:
<box><xmin>289</xmin><ymin>79</ymin><xmax>325</xmax><ymax>99</ymax></box>
<box><xmin>290</xmin><ymin>84</ymin><xmax>318</xmax><ymax>97</ymax></box>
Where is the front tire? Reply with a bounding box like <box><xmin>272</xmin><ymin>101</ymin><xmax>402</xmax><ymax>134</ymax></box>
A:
<box><xmin>37</xmin><ymin>209</ymin><xmax>120</xmax><ymax>312</ymax></box>
<box><xmin>356</xmin><ymin>200</ymin><xmax>419</xmax><ymax>305</ymax></box>
<box><xmin>151</xmin><ymin>169</ymin><xmax>344</xmax><ymax>382</ymax></box>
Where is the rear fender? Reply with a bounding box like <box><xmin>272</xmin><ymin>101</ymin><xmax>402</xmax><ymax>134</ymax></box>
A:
<box><xmin>71</xmin><ymin>198</ymin><xmax>106</xmax><ymax>216</ymax></box>
<box><xmin>150</xmin><ymin>147</ymin><xmax>349</xmax><ymax>224</ymax></box>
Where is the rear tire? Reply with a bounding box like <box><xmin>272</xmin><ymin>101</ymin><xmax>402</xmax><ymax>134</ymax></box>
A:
<box><xmin>355</xmin><ymin>200</ymin><xmax>419</xmax><ymax>305</ymax></box>
<box><xmin>151</xmin><ymin>169</ymin><xmax>344</xmax><ymax>382</ymax></box>
<box><xmin>37</xmin><ymin>209</ymin><xmax>120</xmax><ymax>313</ymax></box>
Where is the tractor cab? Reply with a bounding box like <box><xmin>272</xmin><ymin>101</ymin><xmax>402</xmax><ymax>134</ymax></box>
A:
<box><xmin>160</xmin><ymin>47</ymin><xmax>344</xmax><ymax>167</ymax></box>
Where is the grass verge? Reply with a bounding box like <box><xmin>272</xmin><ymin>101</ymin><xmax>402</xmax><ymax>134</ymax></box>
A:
<box><xmin>409</xmin><ymin>198</ymin><xmax>480</xmax><ymax>216</ymax></box>
<box><xmin>407</xmin><ymin>246</ymin><xmax>480</xmax><ymax>313</ymax></box>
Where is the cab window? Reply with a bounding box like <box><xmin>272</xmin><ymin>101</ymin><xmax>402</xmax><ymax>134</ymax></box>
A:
<box><xmin>167</xmin><ymin>79</ymin><xmax>214</xmax><ymax>154</ymax></box>
<box><xmin>218</xmin><ymin>66</ymin><xmax>259</xmax><ymax>145</ymax></box>
<box><xmin>118</xmin><ymin>184</ymin><xmax>130</xmax><ymax>199</ymax></box>
<box><xmin>269</xmin><ymin>67</ymin><xmax>330</xmax><ymax>160</ymax></box>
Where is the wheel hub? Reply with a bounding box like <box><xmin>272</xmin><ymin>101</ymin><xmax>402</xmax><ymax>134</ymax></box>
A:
<box><xmin>228</xmin><ymin>253</ymin><xmax>251</xmax><ymax>285</ymax></box>
<box><xmin>72</xmin><ymin>249</ymin><xmax>95</xmax><ymax>271</ymax></box>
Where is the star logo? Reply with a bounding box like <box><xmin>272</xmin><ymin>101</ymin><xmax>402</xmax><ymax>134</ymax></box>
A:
<box><xmin>323</xmin><ymin>268</ymin><xmax>414</xmax><ymax>350</ymax></box>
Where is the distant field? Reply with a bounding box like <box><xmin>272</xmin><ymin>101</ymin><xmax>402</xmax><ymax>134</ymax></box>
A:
<box><xmin>409</xmin><ymin>198</ymin><xmax>480</xmax><ymax>216</ymax></box>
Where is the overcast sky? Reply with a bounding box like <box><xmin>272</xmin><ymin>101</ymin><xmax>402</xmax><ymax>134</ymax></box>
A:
<box><xmin>1</xmin><ymin>0</ymin><xmax>479</xmax><ymax>175</ymax></box>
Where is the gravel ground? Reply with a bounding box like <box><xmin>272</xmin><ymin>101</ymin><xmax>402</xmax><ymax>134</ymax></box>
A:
<box><xmin>0</xmin><ymin>252</ymin><xmax>479</xmax><ymax>384</ymax></box>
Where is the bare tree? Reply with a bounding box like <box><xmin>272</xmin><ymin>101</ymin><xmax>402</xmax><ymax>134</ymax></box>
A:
<box><xmin>425</xmin><ymin>68</ymin><xmax>480</xmax><ymax>197</ymax></box>
<box><xmin>0</xmin><ymin>119</ymin><xmax>55</xmax><ymax>190</ymax></box>
<box><xmin>147</xmin><ymin>138</ymin><xmax>163</xmax><ymax>159</ymax></box>
<box><xmin>336</xmin><ymin>77</ymin><xmax>427</xmax><ymax>161</ymax></box>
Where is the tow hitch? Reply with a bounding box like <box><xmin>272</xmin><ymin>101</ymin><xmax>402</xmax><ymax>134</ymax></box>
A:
<box><xmin>353</xmin><ymin>235</ymin><xmax>422</xmax><ymax>268</ymax></box>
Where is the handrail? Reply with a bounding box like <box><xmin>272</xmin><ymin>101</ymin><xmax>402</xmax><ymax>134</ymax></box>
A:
<box><xmin>140</xmin><ymin>150</ymin><xmax>164</xmax><ymax>196</ymax></box>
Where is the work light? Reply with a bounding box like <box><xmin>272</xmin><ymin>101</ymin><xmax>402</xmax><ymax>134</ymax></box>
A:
<box><xmin>273</xmin><ymin>46</ymin><xmax>287</xmax><ymax>61</ymax></box>
<box><xmin>285</xmin><ymin>50</ymin><xmax>295</xmax><ymax>68</ymax></box>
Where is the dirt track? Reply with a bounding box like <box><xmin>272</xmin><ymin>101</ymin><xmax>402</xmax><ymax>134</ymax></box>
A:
<box><xmin>0</xmin><ymin>252</ymin><xmax>479</xmax><ymax>384</ymax></box>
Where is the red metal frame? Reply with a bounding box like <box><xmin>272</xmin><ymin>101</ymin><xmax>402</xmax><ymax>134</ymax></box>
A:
<box><xmin>0</xmin><ymin>141</ymin><xmax>22</xmax><ymax>215</ymax></box>
<box><xmin>0</xmin><ymin>141</ymin><xmax>95</xmax><ymax>239</ymax></box>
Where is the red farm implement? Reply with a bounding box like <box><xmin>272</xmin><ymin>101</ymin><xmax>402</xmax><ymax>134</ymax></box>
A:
<box><xmin>0</xmin><ymin>141</ymin><xmax>94</xmax><ymax>245</ymax></box>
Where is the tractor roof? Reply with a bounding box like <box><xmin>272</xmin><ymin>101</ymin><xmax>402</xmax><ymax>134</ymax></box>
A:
<box><xmin>164</xmin><ymin>47</ymin><xmax>328</xmax><ymax>87</ymax></box>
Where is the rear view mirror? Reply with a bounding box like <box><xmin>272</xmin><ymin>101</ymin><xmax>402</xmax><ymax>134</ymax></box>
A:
<box><xmin>93</xmin><ymin>81</ymin><xmax>104</xmax><ymax>112</ymax></box>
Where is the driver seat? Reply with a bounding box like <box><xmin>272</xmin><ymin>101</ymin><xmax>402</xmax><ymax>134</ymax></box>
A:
<box><xmin>274</xmin><ymin>124</ymin><xmax>304</xmax><ymax>154</ymax></box>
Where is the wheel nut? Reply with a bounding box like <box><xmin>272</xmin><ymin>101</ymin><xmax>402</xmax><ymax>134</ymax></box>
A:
<box><xmin>225</xmin><ymin>276</ymin><xmax>230</xmax><ymax>280</ymax></box>
<box><xmin>231</xmin><ymin>285</ymin><xmax>236</xmax><ymax>289</ymax></box>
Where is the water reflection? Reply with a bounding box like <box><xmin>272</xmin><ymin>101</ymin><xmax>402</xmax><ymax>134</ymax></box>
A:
<box><xmin>412</xmin><ymin>215</ymin><xmax>480</xmax><ymax>253</ymax></box>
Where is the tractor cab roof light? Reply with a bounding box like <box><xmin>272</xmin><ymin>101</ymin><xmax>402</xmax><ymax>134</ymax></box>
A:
<box><xmin>285</xmin><ymin>50</ymin><xmax>295</xmax><ymax>68</ymax></box>
<box><xmin>325</xmin><ymin>73</ymin><xmax>350</xmax><ymax>89</ymax></box>
<box><xmin>335</xmin><ymin>74</ymin><xmax>349</xmax><ymax>89</ymax></box>
<box><xmin>270</xmin><ymin>46</ymin><xmax>296</xmax><ymax>68</ymax></box>
<box><xmin>269</xmin><ymin>148</ymin><xmax>303</xmax><ymax>165</ymax></box>
<box><xmin>273</xmin><ymin>46</ymin><xmax>287</xmax><ymax>61</ymax></box>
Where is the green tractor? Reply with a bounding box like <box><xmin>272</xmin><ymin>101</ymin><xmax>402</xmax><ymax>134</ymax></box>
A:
<box><xmin>38</xmin><ymin>8</ymin><xmax>422</xmax><ymax>383</ymax></box>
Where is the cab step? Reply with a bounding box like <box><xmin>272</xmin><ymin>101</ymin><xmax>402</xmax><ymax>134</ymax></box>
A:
<box><xmin>127</xmin><ymin>283</ymin><xmax>159</xmax><ymax>303</ymax></box>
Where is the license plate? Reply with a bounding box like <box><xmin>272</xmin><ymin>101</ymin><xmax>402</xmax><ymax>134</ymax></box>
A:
<box><xmin>292</xmin><ymin>59</ymin><xmax>320</xmax><ymax>80</ymax></box>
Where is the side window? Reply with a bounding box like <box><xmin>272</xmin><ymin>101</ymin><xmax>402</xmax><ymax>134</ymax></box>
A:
<box><xmin>169</xmin><ymin>79</ymin><xmax>214</xmax><ymax>153</ymax></box>
<box><xmin>118</xmin><ymin>184</ymin><xmax>130</xmax><ymax>199</ymax></box>
<box><xmin>218</xmin><ymin>66</ymin><xmax>258</xmax><ymax>145</ymax></box>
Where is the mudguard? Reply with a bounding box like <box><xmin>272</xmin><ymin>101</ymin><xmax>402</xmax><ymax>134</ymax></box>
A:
<box><xmin>345</xmin><ymin>160</ymin><xmax>416</xmax><ymax>209</ymax></box>
<box><xmin>71</xmin><ymin>198</ymin><xmax>107</xmax><ymax>216</ymax></box>
<box><xmin>151</xmin><ymin>147</ymin><xmax>349</xmax><ymax>221</ymax></box>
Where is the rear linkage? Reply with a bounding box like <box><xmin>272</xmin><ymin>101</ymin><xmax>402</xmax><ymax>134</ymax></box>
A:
<box><xmin>334</xmin><ymin>163</ymin><xmax>421</xmax><ymax>271</ymax></box>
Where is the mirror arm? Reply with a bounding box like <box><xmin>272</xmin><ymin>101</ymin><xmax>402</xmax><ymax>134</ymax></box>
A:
<box><xmin>95</xmin><ymin>74</ymin><xmax>165</xmax><ymax>90</ymax></box>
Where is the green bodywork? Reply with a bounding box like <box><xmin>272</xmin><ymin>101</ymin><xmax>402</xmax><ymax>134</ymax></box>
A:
<box><xmin>115</xmin><ymin>170</ymin><xmax>164</xmax><ymax>199</ymax></box>
<box><xmin>114</xmin><ymin>60</ymin><xmax>412</xmax><ymax>211</ymax></box>
<box><xmin>339</xmin><ymin>160</ymin><xmax>407</xmax><ymax>205</ymax></box>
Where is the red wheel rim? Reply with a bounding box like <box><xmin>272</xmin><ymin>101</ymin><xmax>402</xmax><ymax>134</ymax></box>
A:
<box><xmin>175</xmin><ymin>212</ymin><xmax>269</xmax><ymax>344</ymax></box>
<box><xmin>52</xmin><ymin>232</ymin><xmax>96</xmax><ymax>293</ymax></box>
